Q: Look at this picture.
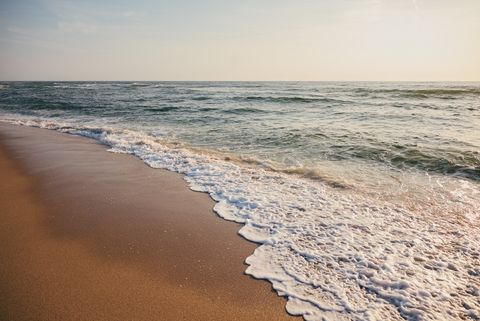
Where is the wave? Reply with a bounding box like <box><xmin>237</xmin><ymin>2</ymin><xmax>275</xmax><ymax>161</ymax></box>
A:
<box><xmin>52</xmin><ymin>83</ymin><xmax>101</xmax><ymax>89</ymax></box>
<box><xmin>131</xmin><ymin>82</ymin><xmax>153</xmax><ymax>87</ymax></box>
<box><xmin>354</xmin><ymin>87</ymin><xmax>480</xmax><ymax>99</ymax></box>
<box><xmin>141</xmin><ymin>93</ymin><xmax>342</xmax><ymax>104</ymax></box>
<box><xmin>145</xmin><ymin>106</ymin><xmax>180</xmax><ymax>113</ymax></box>
<box><xmin>389</xmin><ymin>150</ymin><xmax>480</xmax><ymax>180</ymax></box>
<box><xmin>1</xmin><ymin>115</ymin><xmax>479</xmax><ymax>321</ymax></box>
<box><xmin>191</xmin><ymin>96</ymin><xmax>212</xmax><ymax>101</ymax></box>
<box><xmin>221</xmin><ymin>107</ymin><xmax>268</xmax><ymax>114</ymax></box>
<box><xmin>207</xmin><ymin>152</ymin><xmax>351</xmax><ymax>188</ymax></box>
<box><xmin>198</xmin><ymin>107</ymin><xmax>218</xmax><ymax>112</ymax></box>
<box><xmin>349</xmin><ymin>145</ymin><xmax>480</xmax><ymax>181</ymax></box>
<box><xmin>145</xmin><ymin>106</ymin><xmax>266</xmax><ymax>114</ymax></box>
<box><xmin>238</xmin><ymin>96</ymin><xmax>344</xmax><ymax>104</ymax></box>
<box><xmin>0</xmin><ymin>97</ymin><xmax>86</xmax><ymax>112</ymax></box>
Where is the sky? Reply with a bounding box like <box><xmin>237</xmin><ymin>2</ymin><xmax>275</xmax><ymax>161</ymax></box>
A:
<box><xmin>0</xmin><ymin>0</ymin><xmax>479</xmax><ymax>81</ymax></box>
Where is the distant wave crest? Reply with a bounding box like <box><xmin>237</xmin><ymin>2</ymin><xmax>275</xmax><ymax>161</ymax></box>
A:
<box><xmin>355</xmin><ymin>87</ymin><xmax>480</xmax><ymax>99</ymax></box>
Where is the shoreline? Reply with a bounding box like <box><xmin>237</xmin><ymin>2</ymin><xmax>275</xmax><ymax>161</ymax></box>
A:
<box><xmin>0</xmin><ymin>123</ymin><xmax>298</xmax><ymax>321</ymax></box>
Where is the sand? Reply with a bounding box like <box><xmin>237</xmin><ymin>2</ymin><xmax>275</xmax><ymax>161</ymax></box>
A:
<box><xmin>0</xmin><ymin>123</ymin><xmax>298</xmax><ymax>321</ymax></box>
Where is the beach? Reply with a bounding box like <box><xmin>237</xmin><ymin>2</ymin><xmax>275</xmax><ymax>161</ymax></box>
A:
<box><xmin>1</xmin><ymin>81</ymin><xmax>479</xmax><ymax>320</ymax></box>
<box><xmin>2</xmin><ymin>0</ymin><xmax>480</xmax><ymax>319</ymax></box>
<box><xmin>0</xmin><ymin>123</ymin><xmax>297</xmax><ymax>321</ymax></box>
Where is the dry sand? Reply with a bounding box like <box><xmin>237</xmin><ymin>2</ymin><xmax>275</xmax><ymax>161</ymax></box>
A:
<box><xmin>0</xmin><ymin>123</ymin><xmax>298</xmax><ymax>321</ymax></box>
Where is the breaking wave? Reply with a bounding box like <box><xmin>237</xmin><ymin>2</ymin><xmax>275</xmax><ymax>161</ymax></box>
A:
<box><xmin>1</xmin><ymin>116</ymin><xmax>479</xmax><ymax>321</ymax></box>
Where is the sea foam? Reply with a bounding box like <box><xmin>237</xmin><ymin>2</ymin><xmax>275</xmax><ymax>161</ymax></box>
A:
<box><xmin>1</xmin><ymin>116</ymin><xmax>479</xmax><ymax>321</ymax></box>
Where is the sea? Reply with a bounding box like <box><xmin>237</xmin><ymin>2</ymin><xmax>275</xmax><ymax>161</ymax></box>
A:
<box><xmin>0</xmin><ymin>81</ymin><xmax>479</xmax><ymax>320</ymax></box>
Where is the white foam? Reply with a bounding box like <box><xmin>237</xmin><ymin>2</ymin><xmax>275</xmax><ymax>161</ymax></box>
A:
<box><xmin>1</xmin><ymin>115</ymin><xmax>479</xmax><ymax>321</ymax></box>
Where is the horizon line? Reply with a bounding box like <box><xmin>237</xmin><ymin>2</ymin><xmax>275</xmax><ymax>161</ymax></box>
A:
<box><xmin>1</xmin><ymin>80</ymin><xmax>480</xmax><ymax>83</ymax></box>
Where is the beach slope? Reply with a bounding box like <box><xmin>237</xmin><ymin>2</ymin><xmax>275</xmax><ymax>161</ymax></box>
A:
<box><xmin>0</xmin><ymin>123</ymin><xmax>297</xmax><ymax>321</ymax></box>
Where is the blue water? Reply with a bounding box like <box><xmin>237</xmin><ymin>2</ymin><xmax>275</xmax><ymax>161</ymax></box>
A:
<box><xmin>1</xmin><ymin>81</ymin><xmax>479</xmax><ymax>320</ymax></box>
<box><xmin>1</xmin><ymin>81</ymin><xmax>478</xmax><ymax>181</ymax></box>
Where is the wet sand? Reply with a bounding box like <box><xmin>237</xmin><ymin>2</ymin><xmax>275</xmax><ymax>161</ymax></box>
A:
<box><xmin>0</xmin><ymin>123</ymin><xmax>298</xmax><ymax>321</ymax></box>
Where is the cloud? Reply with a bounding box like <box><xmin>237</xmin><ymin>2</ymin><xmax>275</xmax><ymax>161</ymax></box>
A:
<box><xmin>6</xmin><ymin>26</ymin><xmax>31</xmax><ymax>35</ymax></box>
<box><xmin>122</xmin><ymin>11</ymin><xmax>136</xmax><ymax>18</ymax></box>
<box><xmin>57</xmin><ymin>21</ymin><xmax>97</xmax><ymax>34</ymax></box>
<box><xmin>412</xmin><ymin>0</ymin><xmax>419</xmax><ymax>13</ymax></box>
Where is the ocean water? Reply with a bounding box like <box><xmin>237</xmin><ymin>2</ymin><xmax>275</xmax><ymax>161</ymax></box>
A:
<box><xmin>1</xmin><ymin>81</ymin><xmax>479</xmax><ymax>320</ymax></box>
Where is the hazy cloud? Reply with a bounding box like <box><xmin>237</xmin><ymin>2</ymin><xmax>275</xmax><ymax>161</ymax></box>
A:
<box><xmin>1</xmin><ymin>0</ymin><xmax>479</xmax><ymax>81</ymax></box>
<box><xmin>57</xmin><ymin>21</ymin><xmax>97</xmax><ymax>34</ymax></box>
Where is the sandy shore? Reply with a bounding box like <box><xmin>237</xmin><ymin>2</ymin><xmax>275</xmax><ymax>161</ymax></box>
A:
<box><xmin>0</xmin><ymin>123</ymin><xmax>297</xmax><ymax>321</ymax></box>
